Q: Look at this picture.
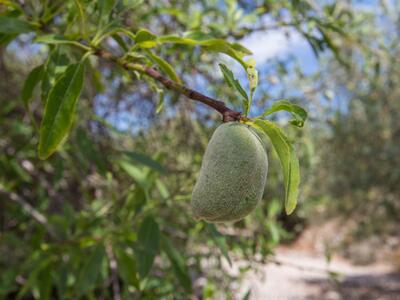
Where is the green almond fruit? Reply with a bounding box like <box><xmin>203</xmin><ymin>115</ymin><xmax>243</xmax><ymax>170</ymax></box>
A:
<box><xmin>191</xmin><ymin>122</ymin><xmax>268</xmax><ymax>223</ymax></box>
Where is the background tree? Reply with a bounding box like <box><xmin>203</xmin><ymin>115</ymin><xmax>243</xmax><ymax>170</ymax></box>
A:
<box><xmin>0</xmin><ymin>0</ymin><xmax>398</xmax><ymax>299</ymax></box>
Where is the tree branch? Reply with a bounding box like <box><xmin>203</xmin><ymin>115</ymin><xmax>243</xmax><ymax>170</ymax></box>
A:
<box><xmin>0</xmin><ymin>188</ymin><xmax>56</xmax><ymax>238</ymax></box>
<box><xmin>94</xmin><ymin>49</ymin><xmax>242</xmax><ymax>122</ymax></box>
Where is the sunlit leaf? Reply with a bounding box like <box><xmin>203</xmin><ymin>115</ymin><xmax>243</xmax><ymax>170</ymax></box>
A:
<box><xmin>38</xmin><ymin>62</ymin><xmax>85</xmax><ymax>159</ymax></box>
<box><xmin>218</xmin><ymin>63</ymin><xmax>248</xmax><ymax>114</ymax></box>
<box><xmin>93</xmin><ymin>22</ymin><xmax>136</xmax><ymax>45</ymax></box>
<box><xmin>158</xmin><ymin>35</ymin><xmax>250</xmax><ymax>68</ymax></box>
<box><xmin>35</xmin><ymin>34</ymin><xmax>90</xmax><ymax>50</ymax></box>
<box><xmin>261</xmin><ymin>100</ymin><xmax>308</xmax><ymax>127</ymax></box>
<box><xmin>251</xmin><ymin>119</ymin><xmax>300</xmax><ymax>214</ymax></box>
<box><xmin>231</xmin><ymin>43</ymin><xmax>253</xmax><ymax>56</ymax></box>
<box><xmin>135</xmin><ymin>28</ymin><xmax>158</xmax><ymax>48</ymax></box>
<box><xmin>156</xmin><ymin>90</ymin><xmax>164</xmax><ymax>114</ymax></box>
<box><xmin>118</xmin><ymin>160</ymin><xmax>149</xmax><ymax>189</ymax></box>
<box><xmin>156</xmin><ymin>179</ymin><xmax>170</xmax><ymax>199</ymax></box>
<box><xmin>145</xmin><ymin>50</ymin><xmax>181</xmax><ymax>83</ymax></box>
<box><xmin>246</xmin><ymin>58</ymin><xmax>258</xmax><ymax>107</ymax></box>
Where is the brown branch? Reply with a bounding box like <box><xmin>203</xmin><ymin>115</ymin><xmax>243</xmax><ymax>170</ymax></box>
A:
<box><xmin>106</xmin><ymin>245</ymin><xmax>122</xmax><ymax>300</ymax></box>
<box><xmin>94</xmin><ymin>49</ymin><xmax>241</xmax><ymax>122</ymax></box>
<box><xmin>0</xmin><ymin>188</ymin><xmax>56</xmax><ymax>238</ymax></box>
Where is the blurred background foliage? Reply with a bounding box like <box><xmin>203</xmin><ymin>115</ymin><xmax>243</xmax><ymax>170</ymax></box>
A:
<box><xmin>0</xmin><ymin>0</ymin><xmax>399</xmax><ymax>299</ymax></box>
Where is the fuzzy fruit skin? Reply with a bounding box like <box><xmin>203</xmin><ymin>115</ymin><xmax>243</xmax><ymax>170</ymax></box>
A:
<box><xmin>191</xmin><ymin>122</ymin><xmax>268</xmax><ymax>222</ymax></box>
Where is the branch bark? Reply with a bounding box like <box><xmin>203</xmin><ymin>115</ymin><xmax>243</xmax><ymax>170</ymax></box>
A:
<box><xmin>94</xmin><ymin>49</ymin><xmax>242</xmax><ymax>122</ymax></box>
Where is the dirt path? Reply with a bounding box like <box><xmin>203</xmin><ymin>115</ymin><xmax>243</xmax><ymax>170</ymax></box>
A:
<box><xmin>239</xmin><ymin>248</ymin><xmax>400</xmax><ymax>300</ymax></box>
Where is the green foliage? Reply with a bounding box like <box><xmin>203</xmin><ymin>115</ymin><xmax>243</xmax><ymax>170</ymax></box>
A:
<box><xmin>206</xmin><ymin>224</ymin><xmax>232</xmax><ymax>266</ymax></box>
<box><xmin>136</xmin><ymin>216</ymin><xmax>160</xmax><ymax>278</ymax></box>
<box><xmin>145</xmin><ymin>50</ymin><xmax>181</xmax><ymax>83</ymax></box>
<box><xmin>76</xmin><ymin>244</ymin><xmax>106</xmax><ymax>296</ymax></box>
<box><xmin>22</xmin><ymin>65</ymin><xmax>44</xmax><ymax>106</ymax></box>
<box><xmin>38</xmin><ymin>62</ymin><xmax>85</xmax><ymax>159</ymax></box>
<box><xmin>261</xmin><ymin>100</ymin><xmax>308</xmax><ymax>128</ymax></box>
<box><xmin>250</xmin><ymin>120</ymin><xmax>300</xmax><ymax>214</ymax></box>
<box><xmin>0</xmin><ymin>0</ymin><xmax>379</xmax><ymax>298</ymax></box>
<box><xmin>160</xmin><ymin>234</ymin><xmax>192</xmax><ymax>293</ymax></box>
<box><xmin>0</xmin><ymin>16</ymin><xmax>34</xmax><ymax>34</ymax></box>
<box><xmin>219</xmin><ymin>63</ymin><xmax>249</xmax><ymax>115</ymax></box>
<box><xmin>114</xmin><ymin>246</ymin><xmax>140</xmax><ymax>289</ymax></box>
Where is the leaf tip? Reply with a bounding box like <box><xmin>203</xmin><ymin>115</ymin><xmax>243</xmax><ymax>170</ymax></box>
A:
<box><xmin>285</xmin><ymin>203</ymin><xmax>296</xmax><ymax>215</ymax></box>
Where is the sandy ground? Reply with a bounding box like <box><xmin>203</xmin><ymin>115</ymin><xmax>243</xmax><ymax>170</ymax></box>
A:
<box><xmin>238</xmin><ymin>247</ymin><xmax>400</xmax><ymax>300</ymax></box>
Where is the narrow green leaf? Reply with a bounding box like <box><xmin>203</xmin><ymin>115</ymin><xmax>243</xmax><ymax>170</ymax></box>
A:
<box><xmin>41</xmin><ymin>48</ymin><xmax>70</xmax><ymax>103</ymax></box>
<box><xmin>22</xmin><ymin>64</ymin><xmax>44</xmax><ymax>106</ymax></box>
<box><xmin>160</xmin><ymin>234</ymin><xmax>192</xmax><ymax>293</ymax></box>
<box><xmin>98</xmin><ymin>0</ymin><xmax>117</xmax><ymax>24</ymax></box>
<box><xmin>145</xmin><ymin>50</ymin><xmax>181</xmax><ymax>83</ymax></box>
<box><xmin>73</xmin><ymin>0</ymin><xmax>87</xmax><ymax>37</ymax></box>
<box><xmin>93</xmin><ymin>22</ymin><xmax>136</xmax><ymax>45</ymax></box>
<box><xmin>261</xmin><ymin>100</ymin><xmax>308</xmax><ymax>127</ymax></box>
<box><xmin>157</xmin><ymin>35</ymin><xmax>198</xmax><ymax>45</ymax></box>
<box><xmin>156</xmin><ymin>179</ymin><xmax>170</xmax><ymax>199</ymax></box>
<box><xmin>246</xmin><ymin>58</ymin><xmax>258</xmax><ymax>110</ymax></box>
<box><xmin>136</xmin><ymin>216</ymin><xmax>160</xmax><ymax>278</ymax></box>
<box><xmin>206</xmin><ymin>224</ymin><xmax>232</xmax><ymax>266</ymax></box>
<box><xmin>111</xmin><ymin>33</ymin><xmax>129</xmax><ymax>51</ymax></box>
<box><xmin>118</xmin><ymin>160</ymin><xmax>149</xmax><ymax>189</ymax></box>
<box><xmin>76</xmin><ymin>244</ymin><xmax>106</xmax><ymax>296</ymax></box>
<box><xmin>114</xmin><ymin>246</ymin><xmax>140</xmax><ymax>288</ymax></box>
<box><xmin>156</xmin><ymin>90</ymin><xmax>164</xmax><ymax>114</ymax></box>
<box><xmin>135</xmin><ymin>28</ymin><xmax>157</xmax><ymax>48</ymax></box>
<box><xmin>38</xmin><ymin>63</ymin><xmax>85</xmax><ymax>159</ymax></box>
<box><xmin>251</xmin><ymin>119</ymin><xmax>300</xmax><ymax>214</ymax></box>
<box><xmin>0</xmin><ymin>17</ymin><xmax>34</xmax><ymax>34</ymax></box>
<box><xmin>158</xmin><ymin>35</ymin><xmax>249</xmax><ymax>68</ymax></box>
<box><xmin>231</xmin><ymin>43</ymin><xmax>253</xmax><ymax>55</ymax></box>
<box><xmin>219</xmin><ymin>63</ymin><xmax>248</xmax><ymax>106</ymax></box>
<box><xmin>319</xmin><ymin>27</ymin><xmax>349</xmax><ymax>68</ymax></box>
<box><xmin>201</xmin><ymin>39</ymin><xmax>248</xmax><ymax>68</ymax></box>
<box><xmin>34</xmin><ymin>34</ymin><xmax>90</xmax><ymax>51</ymax></box>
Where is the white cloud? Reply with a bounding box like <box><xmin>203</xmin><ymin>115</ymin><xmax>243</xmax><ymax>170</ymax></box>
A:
<box><xmin>241</xmin><ymin>29</ymin><xmax>307</xmax><ymax>63</ymax></box>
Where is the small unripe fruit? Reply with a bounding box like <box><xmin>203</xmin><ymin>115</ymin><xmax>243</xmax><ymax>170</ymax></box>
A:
<box><xmin>191</xmin><ymin>122</ymin><xmax>268</xmax><ymax>222</ymax></box>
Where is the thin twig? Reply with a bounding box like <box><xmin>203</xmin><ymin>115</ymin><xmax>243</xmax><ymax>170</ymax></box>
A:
<box><xmin>94</xmin><ymin>49</ymin><xmax>242</xmax><ymax>122</ymax></box>
<box><xmin>106</xmin><ymin>244</ymin><xmax>122</xmax><ymax>300</ymax></box>
<box><xmin>0</xmin><ymin>188</ymin><xmax>56</xmax><ymax>238</ymax></box>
